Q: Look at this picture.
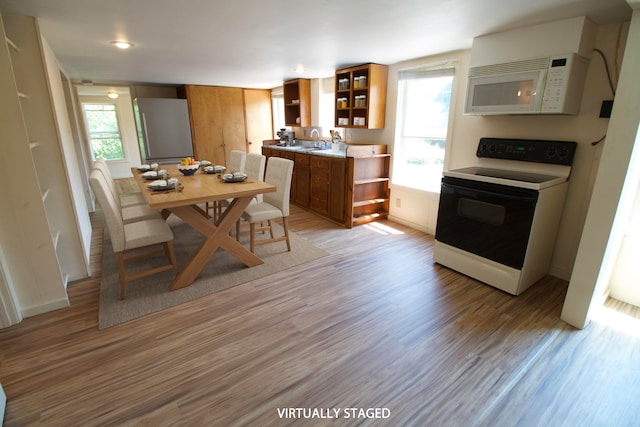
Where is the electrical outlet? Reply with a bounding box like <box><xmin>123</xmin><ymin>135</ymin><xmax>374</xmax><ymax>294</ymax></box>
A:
<box><xmin>396</xmin><ymin>198</ymin><xmax>401</xmax><ymax>208</ymax></box>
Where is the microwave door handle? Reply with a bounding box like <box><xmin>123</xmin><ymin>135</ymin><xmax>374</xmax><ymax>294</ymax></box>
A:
<box><xmin>442</xmin><ymin>182</ymin><xmax>537</xmax><ymax>203</ymax></box>
<box><xmin>533</xmin><ymin>69</ymin><xmax>547</xmax><ymax>110</ymax></box>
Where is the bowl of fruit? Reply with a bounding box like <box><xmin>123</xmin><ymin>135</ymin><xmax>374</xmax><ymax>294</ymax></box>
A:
<box><xmin>177</xmin><ymin>157</ymin><xmax>200</xmax><ymax>175</ymax></box>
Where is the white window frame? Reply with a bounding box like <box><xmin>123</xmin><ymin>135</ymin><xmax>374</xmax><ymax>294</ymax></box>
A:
<box><xmin>393</xmin><ymin>64</ymin><xmax>456</xmax><ymax>193</ymax></box>
<box><xmin>271</xmin><ymin>87</ymin><xmax>285</xmax><ymax>138</ymax></box>
<box><xmin>81</xmin><ymin>101</ymin><xmax>127</xmax><ymax>161</ymax></box>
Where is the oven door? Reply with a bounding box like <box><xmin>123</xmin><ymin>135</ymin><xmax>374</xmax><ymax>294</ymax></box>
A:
<box><xmin>435</xmin><ymin>177</ymin><xmax>538</xmax><ymax>269</ymax></box>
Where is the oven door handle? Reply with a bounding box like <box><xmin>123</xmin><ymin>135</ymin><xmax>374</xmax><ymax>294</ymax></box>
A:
<box><xmin>442</xmin><ymin>182</ymin><xmax>538</xmax><ymax>203</ymax></box>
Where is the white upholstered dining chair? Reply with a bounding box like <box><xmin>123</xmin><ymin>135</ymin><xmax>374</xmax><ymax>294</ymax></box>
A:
<box><xmin>92</xmin><ymin>167</ymin><xmax>162</xmax><ymax>224</ymax></box>
<box><xmin>244</xmin><ymin>152</ymin><xmax>266</xmax><ymax>200</ymax></box>
<box><xmin>93</xmin><ymin>158</ymin><xmax>147</xmax><ymax>207</ymax></box>
<box><xmin>208</xmin><ymin>150</ymin><xmax>251</xmax><ymax>219</ymax></box>
<box><xmin>228</xmin><ymin>150</ymin><xmax>246</xmax><ymax>173</ymax></box>
<box><xmin>89</xmin><ymin>170</ymin><xmax>178</xmax><ymax>300</ymax></box>
<box><xmin>238</xmin><ymin>156</ymin><xmax>294</xmax><ymax>253</ymax></box>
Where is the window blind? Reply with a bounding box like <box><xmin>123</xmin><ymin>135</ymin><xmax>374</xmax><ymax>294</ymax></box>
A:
<box><xmin>399</xmin><ymin>66</ymin><xmax>455</xmax><ymax>81</ymax></box>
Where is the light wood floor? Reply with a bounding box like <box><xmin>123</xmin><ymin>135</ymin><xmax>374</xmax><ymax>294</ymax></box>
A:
<box><xmin>1</xmin><ymin>187</ymin><xmax>640</xmax><ymax>426</ymax></box>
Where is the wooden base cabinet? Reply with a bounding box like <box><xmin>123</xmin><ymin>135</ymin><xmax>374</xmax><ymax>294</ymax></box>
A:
<box><xmin>262</xmin><ymin>146</ymin><xmax>389</xmax><ymax>227</ymax></box>
<box><xmin>310</xmin><ymin>156</ymin><xmax>346</xmax><ymax>223</ymax></box>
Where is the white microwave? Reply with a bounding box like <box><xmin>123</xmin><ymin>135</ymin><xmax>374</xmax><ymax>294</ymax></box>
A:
<box><xmin>464</xmin><ymin>53</ymin><xmax>589</xmax><ymax>115</ymax></box>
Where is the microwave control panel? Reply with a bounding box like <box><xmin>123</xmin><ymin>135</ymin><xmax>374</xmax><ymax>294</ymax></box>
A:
<box><xmin>540</xmin><ymin>53</ymin><xmax>590</xmax><ymax>114</ymax></box>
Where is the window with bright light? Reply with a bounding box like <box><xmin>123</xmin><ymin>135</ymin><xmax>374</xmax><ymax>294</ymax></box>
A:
<box><xmin>271</xmin><ymin>88</ymin><xmax>285</xmax><ymax>138</ymax></box>
<box><xmin>393</xmin><ymin>67</ymin><xmax>454</xmax><ymax>192</ymax></box>
<box><xmin>318</xmin><ymin>77</ymin><xmax>335</xmax><ymax>138</ymax></box>
<box><xmin>82</xmin><ymin>103</ymin><xmax>125</xmax><ymax>160</ymax></box>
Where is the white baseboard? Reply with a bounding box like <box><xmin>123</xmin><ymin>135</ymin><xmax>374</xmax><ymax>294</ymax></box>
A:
<box><xmin>387</xmin><ymin>215</ymin><xmax>434</xmax><ymax>235</ymax></box>
<box><xmin>549</xmin><ymin>263</ymin><xmax>572</xmax><ymax>281</ymax></box>
<box><xmin>21</xmin><ymin>297</ymin><xmax>69</xmax><ymax>318</ymax></box>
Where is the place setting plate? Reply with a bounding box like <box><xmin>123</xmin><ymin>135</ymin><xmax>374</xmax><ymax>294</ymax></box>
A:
<box><xmin>220</xmin><ymin>172</ymin><xmax>248</xmax><ymax>183</ymax></box>
<box><xmin>136</xmin><ymin>163</ymin><xmax>159</xmax><ymax>172</ymax></box>
<box><xmin>204</xmin><ymin>165</ymin><xmax>226</xmax><ymax>174</ymax></box>
<box><xmin>147</xmin><ymin>178</ymin><xmax>182</xmax><ymax>192</ymax></box>
<box><xmin>141</xmin><ymin>170</ymin><xmax>168</xmax><ymax>180</ymax></box>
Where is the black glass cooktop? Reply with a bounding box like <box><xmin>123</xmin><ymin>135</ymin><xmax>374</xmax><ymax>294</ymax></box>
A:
<box><xmin>447</xmin><ymin>167</ymin><xmax>562</xmax><ymax>184</ymax></box>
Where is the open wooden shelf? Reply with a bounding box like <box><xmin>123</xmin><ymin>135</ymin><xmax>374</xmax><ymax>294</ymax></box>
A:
<box><xmin>283</xmin><ymin>78</ymin><xmax>310</xmax><ymax>127</ymax></box>
<box><xmin>335</xmin><ymin>63</ymin><xmax>388</xmax><ymax>129</ymax></box>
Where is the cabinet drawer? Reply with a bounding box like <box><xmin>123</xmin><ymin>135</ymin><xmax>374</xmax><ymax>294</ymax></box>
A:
<box><xmin>310</xmin><ymin>156</ymin><xmax>330</xmax><ymax>169</ymax></box>
<box><xmin>295</xmin><ymin>153</ymin><xmax>310</xmax><ymax>165</ymax></box>
<box><xmin>279</xmin><ymin>151</ymin><xmax>296</xmax><ymax>161</ymax></box>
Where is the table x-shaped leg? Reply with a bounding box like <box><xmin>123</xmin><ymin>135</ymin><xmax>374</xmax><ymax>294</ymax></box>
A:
<box><xmin>168</xmin><ymin>196</ymin><xmax>263</xmax><ymax>290</ymax></box>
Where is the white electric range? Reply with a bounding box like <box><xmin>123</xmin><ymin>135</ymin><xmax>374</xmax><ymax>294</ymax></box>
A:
<box><xmin>433</xmin><ymin>137</ymin><xmax>577</xmax><ymax>295</ymax></box>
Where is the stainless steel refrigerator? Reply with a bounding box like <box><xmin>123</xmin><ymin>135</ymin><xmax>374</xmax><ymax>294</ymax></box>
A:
<box><xmin>134</xmin><ymin>98</ymin><xmax>194</xmax><ymax>164</ymax></box>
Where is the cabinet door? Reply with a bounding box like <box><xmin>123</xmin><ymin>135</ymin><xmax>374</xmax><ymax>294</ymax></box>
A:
<box><xmin>185</xmin><ymin>85</ymin><xmax>225</xmax><ymax>163</ymax></box>
<box><xmin>309</xmin><ymin>156</ymin><xmax>330</xmax><ymax>215</ymax></box>
<box><xmin>277</xmin><ymin>151</ymin><xmax>297</xmax><ymax>201</ymax></box>
<box><xmin>329</xmin><ymin>158</ymin><xmax>346</xmax><ymax>222</ymax></box>
<box><xmin>294</xmin><ymin>153</ymin><xmax>310</xmax><ymax>206</ymax></box>
<box><xmin>185</xmin><ymin>85</ymin><xmax>247</xmax><ymax>166</ymax></box>
<box><xmin>218</xmin><ymin>87</ymin><xmax>247</xmax><ymax>166</ymax></box>
<box><xmin>244</xmin><ymin>89</ymin><xmax>273</xmax><ymax>154</ymax></box>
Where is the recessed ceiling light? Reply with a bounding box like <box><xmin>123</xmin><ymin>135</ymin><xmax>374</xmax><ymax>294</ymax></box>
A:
<box><xmin>110</xmin><ymin>41</ymin><xmax>133</xmax><ymax>49</ymax></box>
<box><xmin>107</xmin><ymin>90</ymin><xmax>119</xmax><ymax>99</ymax></box>
<box><xmin>295</xmin><ymin>64</ymin><xmax>305</xmax><ymax>73</ymax></box>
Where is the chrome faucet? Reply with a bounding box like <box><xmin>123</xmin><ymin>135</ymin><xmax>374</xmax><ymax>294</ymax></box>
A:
<box><xmin>310</xmin><ymin>129</ymin><xmax>320</xmax><ymax>141</ymax></box>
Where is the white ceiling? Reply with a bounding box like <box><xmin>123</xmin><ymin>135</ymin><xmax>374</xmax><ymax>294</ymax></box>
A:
<box><xmin>0</xmin><ymin>0</ymin><xmax>633</xmax><ymax>89</ymax></box>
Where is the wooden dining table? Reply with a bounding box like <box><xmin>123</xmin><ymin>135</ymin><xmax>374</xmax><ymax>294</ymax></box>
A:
<box><xmin>132</xmin><ymin>164</ymin><xmax>276</xmax><ymax>290</ymax></box>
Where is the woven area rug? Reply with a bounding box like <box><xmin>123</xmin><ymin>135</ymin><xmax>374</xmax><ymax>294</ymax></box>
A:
<box><xmin>98</xmin><ymin>215</ymin><xmax>328</xmax><ymax>329</ymax></box>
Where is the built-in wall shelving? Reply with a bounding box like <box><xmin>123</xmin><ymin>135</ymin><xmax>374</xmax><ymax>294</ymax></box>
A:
<box><xmin>345</xmin><ymin>153</ymin><xmax>391</xmax><ymax>227</ymax></box>
<box><xmin>2</xmin><ymin>13</ymin><xmax>77</xmax><ymax>302</ymax></box>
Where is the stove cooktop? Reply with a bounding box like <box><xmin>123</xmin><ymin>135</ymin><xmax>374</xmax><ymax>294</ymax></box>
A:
<box><xmin>443</xmin><ymin>138</ymin><xmax>577</xmax><ymax>190</ymax></box>
<box><xmin>443</xmin><ymin>166</ymin><xmax>567</xmax><ymax>190</ymax></box>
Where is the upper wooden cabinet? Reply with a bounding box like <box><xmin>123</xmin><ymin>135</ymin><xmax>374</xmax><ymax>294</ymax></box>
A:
<box><xmin>243</xmin><ymin>88</ymin><xmax>274</xmax><ymax>153</ymax></box>
<box><xmin>283</xmin><ymin>78</ymin><xmax>311</xmax><ymax>127</ymax></box>
<box><xmin>183</xmin><ymin>85</ymin><xmax>272</xmax><ymax>165</ymax></box>
<box><xmin>335</xmin><ymin>63</ymin><xmax>388</xmax><ymax>129</ymax></box>
<box><xmin>184</xmin><ymin>85</ymin><xmax>246</xmax><ymax>166</ymax></box>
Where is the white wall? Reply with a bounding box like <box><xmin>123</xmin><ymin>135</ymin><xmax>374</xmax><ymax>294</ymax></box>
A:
<box><xmin>562</xmin><ymin>2</ymin><xmax>640</xmax><ymax>328</ymax></box>
<box><xmin>609</xmin><ymin>181</ymin><xmax>640</xmax><ymax>306</ymax></box>
<box><xmin>40</xmin><ymin>35</ymin><xmax>91</xmax><ymax>278</ymax></box>
<box><xmin>345</xmin><ymin>22</ymin><xmax>628</xmax><ymax>282</ymax></box>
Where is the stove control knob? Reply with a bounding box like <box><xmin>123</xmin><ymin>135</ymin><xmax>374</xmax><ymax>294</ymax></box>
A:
<box><xmin>559</xmin><ymin>148</ymin><xmax>569</xmax><ymax>159</ymax></box>
<box><xmin>546</xmin><ymin>147</ymin><xmax>557</xmax><ymax>158</ymax></box>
